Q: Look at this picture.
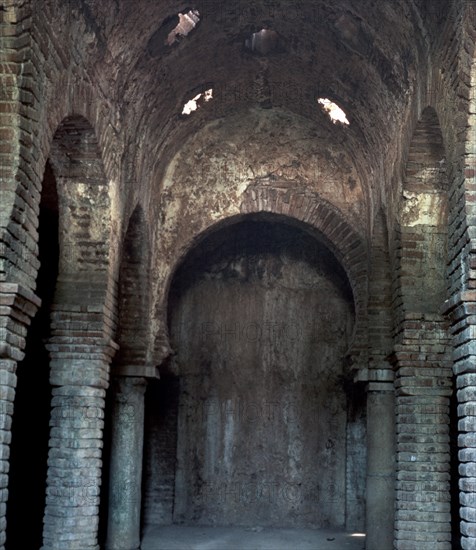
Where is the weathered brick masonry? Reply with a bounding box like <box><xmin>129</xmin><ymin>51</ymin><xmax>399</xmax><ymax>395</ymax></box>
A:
<box><xmin>1</xmin><ymin>1</ymin><xmax>476</xmax><ymax>549</ymax></box>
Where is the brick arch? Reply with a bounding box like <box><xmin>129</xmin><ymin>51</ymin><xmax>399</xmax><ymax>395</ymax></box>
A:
<box><xmin>239</xmin><ymin>184</ymin><xmax>368</xmax><ymax>365</ymax></box>
<box><xmin>113</xmin><ymin>204</ymin><xmax>152</xmax><ymax>375</ymax></box>
<box><xmin>460</xmin><ymin>30</ymin><xmax>476</xmax><ymax>288</ymax></box>
<box><xmin>395</xmin><ymin>105</ymin><xmax>448</xmax><ymax>319</ymax></box>
<box><xmin>45</xmin><ymin>114</ymin><xmax>112</xmax><ymax>284</ymax></box>
<box><xmin>392</xmin><ymin>104</ymin><xmax>453</xmax><ymax>550</ymax></box>
<box><xmin>40</xmin><ymin>77</ymin><xmax>120</xmax><ymax>186</ymax></box>
<box><xmin>37</xmin><ymin>111</ymin><xmax>119</xmax><ymax>386</ymax></box>
<box><xmin>3</xmin><ymin>72</ymin><xmax>120</xmax><ymax>294</ymax></box>
<box><xmin>368</xmin><ymin>207</ymin><xmax>394</xmax><ymax>364</ymax></box>
<box><xmin>447</xmin><ymin>24</ymin><xmax>476</xmax><ymax>550</ymax></box>
<box><xmin>156</xmin><ymin>184</ymin><xmax>369</xmax><ymax>369</ymax></box>
<box><xmin>40</xmin><ymin>106</ymin><xmax>119</xmax><ymax>550</ymax></box>
<box><xmin>29</xmin><ymin>82</ymin><xmax>120</xmax><ymax>351</ymax></box>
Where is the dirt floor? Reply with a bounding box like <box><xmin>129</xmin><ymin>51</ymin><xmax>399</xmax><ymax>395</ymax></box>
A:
<box><xmin>141</xmin><ymin>525</ymin><xmax>366</xmax><ymax>550</ymax></box>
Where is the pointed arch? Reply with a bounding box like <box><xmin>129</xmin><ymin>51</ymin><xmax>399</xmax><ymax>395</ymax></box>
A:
<box><xmin>369</xmin><ymin>208</ymin><xmax>394</xmax><ymax>363</ymax></box>
<box><xmin>395</xmin><ymin>106</ymin><xmax>448</xmax><ymax>319</ymax></box>
<box><xmin>48</xmin><ymin>115</ymin><xmax>112</xmax><ymax>279</ymax></box>
<box><xmin>40</xmin><ymin>114</ymin><xmax>118</xmax><ymax>549</ymax></box>
<box><xmin>113</xmin><ymin>204</ymin><xmax>152</xmax><ymax>375</ymax></box>
<box><xmin>393</xmin><ymin>105</ymin><xmax>452</xmax><ymax>549</ymax></box>
<box><xmin>153</xmin><ymin>185</ymin><xmax>369</xmax><ymax>371</ymax></box>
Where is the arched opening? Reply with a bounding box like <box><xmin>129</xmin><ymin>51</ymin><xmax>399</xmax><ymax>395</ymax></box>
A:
<box><xmin>8</xmin><ymin>112</ymin><xmax>113</xmax><ymax>549</ymax></box>
<box><xmin>397</xmin><ymin>106</ymin><xmax>448</xmax><ymax>315</ymax></box>
<box><xmin>393</xmin><ymin>106</ymin><xmax>453</xmax><ymax>548</ymax></box>
<box><xmin>100</xmin><ymin>205</ymin><xmax>151</xmax><ymax>548</ymax></box>
<box><xmin>114</xmin><ymin>206</ymin><xmax>150</xmax><ymax>369</ymax></box>
<box><xmin>369</xmin><ymin>209</ymin><xmax>393</xmax><ymax>361</ymax></box>
<box><xmin>7</xmin><ymin>160</ymin><xmax>59</xmax><ymax>549</ymax></box>
<box><xmin>142</xmin><ymin>215</ymin><xmax>366</xmax><ymax>545</ymax></box>
<box><xmin>29</xmin><ymin>114</ymin><xmax>114</xmax><ymax>550</ymax></box>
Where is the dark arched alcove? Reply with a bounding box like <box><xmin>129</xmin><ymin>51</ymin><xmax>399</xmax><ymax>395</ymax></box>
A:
<box><xmin>7</xmin><ymin>160</ymin><xmax>59</xmax><ymax>549</ymax></box>
<box><xmin>143</xmin><ymin>216</ymin><xmax>365</xmax><ymax>533</ymax></box>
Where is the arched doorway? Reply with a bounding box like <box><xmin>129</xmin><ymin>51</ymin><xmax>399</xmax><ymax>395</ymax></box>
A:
<box><xmin>142</xmin><ymin>215</ymin><xmax>365</xmax><ymax>537</ymax></box>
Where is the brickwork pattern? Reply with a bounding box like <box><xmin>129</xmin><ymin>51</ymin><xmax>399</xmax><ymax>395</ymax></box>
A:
<box><xmin>1</xmin><ymin>0</ymin><xmax>476</xmax><ymax>548</ymax></box>
<box><xmin>393</xmin><ymin>317</ymin><xmax>453</xmax><ymax>550</ymax></box>
<box><xmin>114</xmin><ymin>206</ymin><xmax>150</xmax><ymax>372</ymax></box>
<box><xmin>435</xmin><ymin>4</ymin><xmax>476</xmax><ymax>549</ymax></box>
<box><xmin>447</xmin><ymin>291</ymin><xmax>476</xmax><ymax>550</ymax></box>
<box><xmin>0</xmin><ymin>283</ymin><xmax>39</xmax><ymax>550</ymax></box>
<box><xmin>42</xmin><ymin>336</ymin><xmax>117</xmax><ymax>550</ymax></box>
<box><xmin>393</xmin><ymin>96</ymin><xmax>452</xmax><ymax>549</ymax></box>
<box><xmin>240</xmin><ymin>184</ymin><xmax>369</xmax><ymax>366</ymax></box>
<box><xmin>41</xmin><ymin>276</ymin><xmax>118</xmax><ymax>547</ymax></box>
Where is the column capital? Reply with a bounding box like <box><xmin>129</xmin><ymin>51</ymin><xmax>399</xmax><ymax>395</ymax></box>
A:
<box><xmin>46</xmin><ymin>336</ymin><xmax>119</xmax><ymax>359</ymax></box>
<box><xmin>0</xmin><ymin>282</ymin><xmax>41</xmax><ymax>311</ymax></box>
<box><xmin>443</xmin><ymin>290</ymin><xmax>476</xmax><ymax>325</ymax></box>
<box><xmin>367</xmin><ymin>380</ymin><xmax>395</xmax><ymax>392</ymax></box>
<box><xmin>354</xmin><ymin>368</ymin><xmax>395</xmax><ymax>384</ymax></box>
<box><xmin>113</xmin><ymin>363</ymin><xmax>160</xmax><ymax>379</ymax></box>
<box><xmin>0</xmin><ymin>282</ymin><xmax>41</xmax><ymax>361</ymax></box>
<box><xmin>46</xmin><ymin>337</ymin><xmax>118</xmax><ymax>388</ymax></box>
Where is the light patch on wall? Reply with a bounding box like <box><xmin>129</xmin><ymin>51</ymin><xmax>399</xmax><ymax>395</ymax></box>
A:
<box><xmin>400</xmin><ymin>191</ymin><xmax>447</xmax><ymax>227</ymax></box>
<box><xmin>318</xmin><ymin>98</ymin><xmax>350</xmax><ymax>125</ymax></box>
<box><xmin>166</xmin><ymin>9</ymin><xmax>200</xmax><ymax>45</ymax></box>
<box><xmin>182</xmin><ymin>88</ymin><xmax>213</xmax><ymax>115</ymax></box>
<box><xmin>245</xmin><ymin>28</ymin><xmax>280</xmax><ymax>55</ymax></box>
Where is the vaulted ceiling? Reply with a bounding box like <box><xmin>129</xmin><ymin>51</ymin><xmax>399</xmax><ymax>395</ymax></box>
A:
<box><xmin>75</xmin><ymin>0</ymin><xmax>450</xmax><ymax>219</ymax></box>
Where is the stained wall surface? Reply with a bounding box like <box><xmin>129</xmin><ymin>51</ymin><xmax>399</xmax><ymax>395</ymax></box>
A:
<box><xmin>159</xmin><ymin>222</ymin><xmax>362</xmax><ymax>528</ymax></box>
<box><xmin>1</xmin><ymin>1</ymin><xmax>476</xmax><ymax>549</ymax></box>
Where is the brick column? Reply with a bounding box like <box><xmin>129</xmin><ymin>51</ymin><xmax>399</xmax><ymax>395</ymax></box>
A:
<box><xmin>365</xmin><ymin>371</ymin><xmax>395</xmax><ymax>550</ymax></box>
<box><xmin>106</xmin><ymin>376</ymin><xmax>147</xmax><ymax>550</ymax></box>
<box><xmin>0</xmin><ymin>283</ymin><xmax>40</xmax><ymax>550</ymax></box>
<box><xmin>42</xmin><ymin>327</ymin><xmax>117</xmax><ymax>550</ymax></box>
<box><xmin>445</xmin><ymin>291</ymin><xmax>476</xmax><ymax>550</ymax></box>
<box><xmin>392</xmin><ymin>315</ymin><xmax>452</xmax><ymax>550</ymax></box>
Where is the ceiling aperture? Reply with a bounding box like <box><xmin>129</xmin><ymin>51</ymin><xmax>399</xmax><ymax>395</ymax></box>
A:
<box><xmin>80</xmin><ymin>0</ymin><xmax>448</xmax><ymax>231</ymax></box>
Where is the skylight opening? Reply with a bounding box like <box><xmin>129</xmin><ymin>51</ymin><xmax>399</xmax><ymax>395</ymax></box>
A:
<box><xmin>182</xmin><ymin>88</ymin><xmax>213</xmax><ymax>115</ymax></box>
<box><xmin>166</xmin><ymin>9</ymin><xmax>200</xmax><ymax>46</ymax></box>
<box><xmin>318</xmin><ymin>98</ymin><xmax>350</xmax><ymax>125</ymax></box>
<box><xmin>245</xmin><ymin>28</ymin><xmax>280</xmax><ymax>55</ymax></box>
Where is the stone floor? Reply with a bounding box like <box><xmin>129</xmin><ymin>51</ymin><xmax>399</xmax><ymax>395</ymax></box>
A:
<box><xmin>141</xmin><ymin>526</ymin><xmax>366</xmax><ymax>550</ymax></box>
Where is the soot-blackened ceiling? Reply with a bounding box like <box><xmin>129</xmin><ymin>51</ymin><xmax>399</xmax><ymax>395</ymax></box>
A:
<box><xmin>76</xmin><ymin>0</ymin><xmax>450</xmax><ymax>214</ymax></box>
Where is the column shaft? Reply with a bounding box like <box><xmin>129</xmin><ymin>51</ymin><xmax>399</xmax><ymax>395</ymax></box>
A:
<box><xmin>42</xmin><ymin>335</ymin><xmax>117</xmax><ymax>550</ymax></box>
<box><xmin>106</xmin><ymin>377</ymin><xmax>147</xmax><ymax>550</ymax></box>
<box><xmin>366</xmin><ymin>381</ymin><xmax>395</xmax><ymax>550</ymax></box>
<box><xmin>392</xmin><ymin>316</ymin><xmax>452</xmax><ymax>550</ymax></box>
<box><xmin>43</xmin><ymin>385</ymin><xmax>106</xmax><ymax>550</ymax></box>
